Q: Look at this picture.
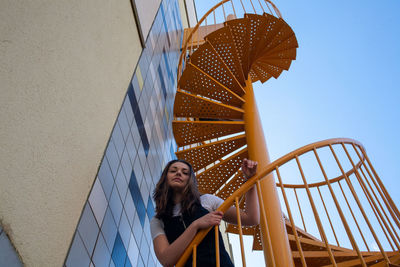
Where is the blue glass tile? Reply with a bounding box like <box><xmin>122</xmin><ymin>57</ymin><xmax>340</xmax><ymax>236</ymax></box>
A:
<box><xmin>137</xmin><ymin>142</ymin><xmax>147</xmax><ymax>178</ymax></box>
<box><xmin>118</xmin><ymin>210</ymin><xmax>131</xmax><ymax>251</ymax></box>
<box><xmin>123</xmin><ymin>96</ymin><xmax>134</xmax><ymax>127</ymax></box>
<box><xmin>139</xmin><ymin>236</ymin><xmax>150</xmax><ymax>267</ymax></box>
<box><xmin>146</xmin><ymin>196</ymin><xmax>155</xmax><ymax>220</ymax></box>
<box><xmin>162</xmin><ymin>49</ymin><xmax>173</xmax><ymax>82</ymax></box>
<box><xmin>125</xmin><ymin>257</ymin><xmax>133</xmax><ymax>267</ymax></box>
<box><xmin>118</xmin><ymin>109</ymin><xmax>130</xmax><ymax>143</ymax></box>
<box><xmin>112</xmin><ymin>123</ymin><xmax>125</xmax><ymax>159</ymax></box>
<box><xmin>139</xmin><ymin>178</ymin><xmax>149</xmax><ymax>210</ymax></box>
<box><xmin>124</xmin><ymin>191</ymin><xmax>136</xmax><ymax>227</ymax></box>
<box><xmin>132</xmin><ymin>155</ymin><xmax>143</xmax><ymax>188</ymax></box>
<box><xmin>137</xmin><ymin>255</ymin><xmax>145</xmax><ymax>267</ymax></box>
<box><xmin>109</xmin><ymin>185</ymin><xmax>123</xmax><ymax>226</ymax></box>
<box><xmin>98</xmin><ymin>159</ymin><xmax>114</xmax><ymax>200</ymax></box>
<box><xmin>77</xmin><ymin>203</ymin><xmax>99</xmax><ymax>255</ymax></box>
<box><xmin>115</xmin><ymin>166</ymin><xmax>128</xmax><ymax>202</ymax></box>
<box><xmin>131</xmin><ymin>117</ymin><xmax>141</xmax><ymax>149</ymax></box>
<box><xmin>105</xmin><ymin>140</ymin><xmax>120</xmax><ymax>178</ymax></box>
<box><xmin>88</xmin><ymin>178</ymin><xmax>108</xmax><ymax>226</ymax></box>
<box><xmin>128</xmin><ymin>83</ymin><xmax>149</xmax><ymax>157</ymax></box>
<box><xmin>125</xmin><ymin>132</ymin><xmax>137</xmax><ymax>165</ymax></box>
<box><xmin>170</xmin><ymin>143</ymin><xmax>176</xmax><ymax>160</ymax></box>
<box><xmin>132</xmin><ymin>214</ymin><xmax>143</xmax><ymax>247</ymax></box>
<box><xmin>101</xmin><ymin>207</ymin><xmax>117</xmax><ymax>252</ymax></box>
<box><xmin>121</xmin><ymin>148</ymin><xmax>133</xmax><ymax>182</ymax></box>
<box><xmin>157</xmin><ymin>66</ymin><xmax>167</xmax><ymax>99</ymax></box>
<box><xmin>127</xmin><ymin>233</ymin><xmax>139</xmax><ymax>267</ymax></box>
<box><xmin>128</xmin><ymin>171</ymin><xmax>146</xmax><ymax>227</ymax></box>
<box><xmin>160</xmin><ymin>6</ymin><xmax>170</xmax><ymax>47</ymax></box>
<box><xmin>92</xmin><ymin>232</ymin><xmax>111</xmax><ymax>267</ymax></box>
<box><xmin>111</xmin><ymin>233</ymin><xmax>127</xmax><ymax>267</ymax></box>
<box><xmin>65</xmin><ymin>233</ymin><xmax>90</xmax><ymax>267</ymax></box>
<box><xmin>143</xmin><ymin>217</ymin><xmax>152</xmax><ymax>251</ymax></box>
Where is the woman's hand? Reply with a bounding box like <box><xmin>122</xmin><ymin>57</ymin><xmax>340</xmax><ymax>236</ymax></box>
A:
<box><xmin>241</xmin><ymin>158</ymin><xmax>258</xmax><ymax>179</ymax></box>
<box><xmin>194</xmin><ymin>211</ymin><xmax>224</xmax><ymax>230</ymax></box>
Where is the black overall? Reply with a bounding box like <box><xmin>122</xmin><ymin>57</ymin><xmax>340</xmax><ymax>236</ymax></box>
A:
<box><xmin>162</xmin><ymin>204</ymin><xmax>235</xmax><ymax>267</ymax></box>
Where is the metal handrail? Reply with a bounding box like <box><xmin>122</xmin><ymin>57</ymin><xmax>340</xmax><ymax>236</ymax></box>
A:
<box><xmin>175</xmin><ymin>138</ymin><xmax>400</xmax><ymax>266</ymax></box>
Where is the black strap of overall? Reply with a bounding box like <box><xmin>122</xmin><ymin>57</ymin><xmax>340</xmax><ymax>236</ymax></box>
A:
<box><xmin>162</xmin><ymin>204</ymin><xmax>235</xmax><ymax>267</ymax></box>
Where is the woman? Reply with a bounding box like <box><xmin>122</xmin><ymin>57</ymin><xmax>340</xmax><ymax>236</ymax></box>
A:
<box><xmin>150</xmin><ymin>158</ymin><xmax>259</xmax><ymax>267</ymax></box>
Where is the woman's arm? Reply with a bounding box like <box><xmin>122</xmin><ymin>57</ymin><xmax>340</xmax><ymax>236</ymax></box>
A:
<box><xmin>223</xmin><ymin>159</ymin><xmax>260</xmax><ymax>226</ymax></box>
<box><xmin>153</xmin><ymin>211</ymin><xmax>223</xmax><ymax>267</ymax></box>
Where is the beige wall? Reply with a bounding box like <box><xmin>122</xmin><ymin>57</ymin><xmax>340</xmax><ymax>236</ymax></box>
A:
<box><xmin>0</xmin><ymin>0</ymin><xmax>142</xmax><ymax>266</ymax></box>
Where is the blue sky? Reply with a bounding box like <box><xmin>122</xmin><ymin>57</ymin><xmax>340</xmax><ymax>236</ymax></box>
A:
<box><xmin>193</xmin><ymin>0</ymin><xmax>400</xmax><ymax>265</ymax></box>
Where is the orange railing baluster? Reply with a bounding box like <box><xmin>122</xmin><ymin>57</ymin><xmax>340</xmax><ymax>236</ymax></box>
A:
<box><xmin>317</xmin><ymin>186</ymin><xmax>340</xmax><ymax>247</ymax></box>
<box><xmin>193</xmin><ymin>244</ymin><xmax>197</xmax><ymax>267</ymax></box>
<box><xmin>215</xmin><ymin>226</ymin><xmax>220</xmax><ymax>267</ymax></box>
<box><xmin>294</xmin><ymin>188</ymin><xmax>307</xmax><ymax>232</ymax></box>
<box><xmin>235</xmin><ymin>197</ymin><xmax>247</xmax><ymax>267</ymax></box>
<box><xmin>239</xmin><ymin>0</ymin><xmax>246</xmax><ymax>13</ymax></box>
<box><xmin>295</xmin><ymin>156</ymin><xmax>337</xmax><ymax>267</ymax></box>
<box><xmin>342</xmin><ymin>144</ymin><xmax>400</xmax><ymax>250</ymax></box>
<box><xmin>256</xmin><ymin>180</ymin><xmax>276</xmax><ymax>267</ymax></box>
<box><xmin>313</xmin><ymin>147</ymin><xmax>367</xmax><ymax>266</ymax></box>
<box><xmin>258</xmin><ymin>0</ymin><xmax>265</xmax><ymax>13</ymax></box>
<box><xmin>276</xmin><ymin>167</ymin><xmax>307</xmax><ymax>267</ymax></box>
<box><xmin>230</xmin><ymin>0</ymin><xmax>237</xmax><ymax>18</ymax></box>
<box><xmin>337</xmin><ymin>180</ymin><xmax>370</xmax><ymax>251</ymax></box>
<box><xmin>249</xmin><ymin>0</ymin><xmax>256</xmax><ymax>13</ymax></box>
<box><xmin>222</xmin><ymin>2</ymin><xmax>226</xmax><ymax>21</ymax></box>
<box><xmin>352</xmin><ymin>143</ymin><xmax>400</xmax><ymax>229</ymax></box>
<box><xmin>330</xmin><ymin>144</ymin><xmax>384</xmax><ymax>265</ymax></box>
<box><xmin>358</xmin><ymin>165</ymin><xmax>400</xmax><ymax>246</ymax></box>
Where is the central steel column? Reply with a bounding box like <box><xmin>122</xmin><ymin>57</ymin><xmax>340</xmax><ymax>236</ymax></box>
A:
<box><xmin>243</xmin><ymin>78</ymin><xmax>293</xmax><ymax>266</ymax></box>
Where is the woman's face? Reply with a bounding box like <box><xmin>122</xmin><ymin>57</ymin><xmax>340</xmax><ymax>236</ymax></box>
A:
<box><xmin>167</xmin><ymin>162</ymin><xmax>191</xmax><ymax>192</ymax></box>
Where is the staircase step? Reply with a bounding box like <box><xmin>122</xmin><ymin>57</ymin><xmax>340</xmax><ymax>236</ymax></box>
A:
<box><xmin>226</xmin><ymin>223</ymin><xmax>256</xmax><ymax>236</ymax></box>
<box><xmin>245</xmin><ymin>13</ymin><xmax>271</xmax><ymax>70</ymax></box>
<box><xmin>257</xmin><ymin>57</ymin><xmax>293</xmax><ymax>70</ymax></box>
<box><xmin>224</xmin><ymin>18</ymin><xmax>251</xmax><ymax>77</ymax></box>
<box><xmin>196</xmin><ymin>148</ymin><xmax>248</xmax><ymax>194</ymax></box>
<box><xmin>253</xmin><ymin>225</ymin><xmax>263</xmax><ymax>250</ymax></box>
<box><xmin>205</xmin><ymin>26</ymin><xmax>246</xmax><ymax>86</ymax></box>
<box><xmin>260</xmin><ymin>47</ymin><xmax>297</xmax><ymax>60</ymax></box>
<box><xmin>260</xmin><ymin>17</ymin><xmax>297</xmax><ymax>56</ymax></box>
<box><xmin>172</xmin><ymin>120</ymin><xmax>245</xmax><ymax>147</ymax></box>
<box><xmin>264</xmin><ymin>34</ymin><xmax>298</xmax><ymax>58</ymax></box>
<box><xmin>175</xmin><ymin>134</ymin><xmax>247</xmax><ymax>172</ymax></box>
<box><xmin>178</xmin><ymin>63</ymin><xmax>244</xmax><ymax>108</ymax></box>
<box><xmin>287</xmin><ymin>234</ymin><xmax>353</xmax><ymax>253</ymax></box>
<box><xmin>248</xmin><ymin>69</ymin><xmax>261</xmax><ymax>83</ymax></box>
<box><xmin>251</xmin><ymin>63</ymin><xmax>274</xmax><ymax>82</ymax></box>
<box><xmin>174</xmin><ymin>90</ymin><xmax>244</xmax><ymax>120</ymax></box>
<box><xmin>189</xmin><ymin>41</ymin><xmax>245</xmax><ymax>96</ymax></box>
<box><xmin>322</xmin><ymin>252</ymin><xmax>400</xmax><ymax>267</ymax></box>
<box><xmin>254</xmin><ymin>61</ymin><xmax>284</xmax><ymax>78</ymax></box>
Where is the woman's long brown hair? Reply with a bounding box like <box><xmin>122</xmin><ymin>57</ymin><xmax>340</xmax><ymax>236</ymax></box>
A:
<box><xmin>153</xmin><ymin>159</ymin><xmax>201</xmax><ymax>220</ymax></box>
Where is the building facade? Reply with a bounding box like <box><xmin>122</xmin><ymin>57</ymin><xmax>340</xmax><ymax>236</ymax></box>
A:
<box><xmin>0</xmin><ymin>0</ymin><xmax>197</xmax><ymax>266</ymax></box>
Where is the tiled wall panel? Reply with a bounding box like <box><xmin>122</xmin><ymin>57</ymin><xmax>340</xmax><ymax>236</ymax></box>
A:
<box><xmin>64</xmin><ymin>0</ymin><xmax>183</xmax><ymax>265</ymax></box>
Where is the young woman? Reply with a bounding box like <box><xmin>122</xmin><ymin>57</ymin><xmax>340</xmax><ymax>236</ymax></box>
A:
<box><xmin>150</xmin><ymin>158</ymin><xmax>259</xmax><ymax>267</ymax></box>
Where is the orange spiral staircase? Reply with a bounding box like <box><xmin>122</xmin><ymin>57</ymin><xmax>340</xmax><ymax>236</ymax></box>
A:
<box><xmin>172</xmin><ymin>0</ymin><xmax>400</xmax><ymax>266</ymax></box>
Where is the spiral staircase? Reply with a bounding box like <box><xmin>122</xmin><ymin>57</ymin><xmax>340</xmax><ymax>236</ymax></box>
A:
<box><xmin>172</xmin><ymin>0</ymin><xmax>400</xmax><ymax>266</ymax></box>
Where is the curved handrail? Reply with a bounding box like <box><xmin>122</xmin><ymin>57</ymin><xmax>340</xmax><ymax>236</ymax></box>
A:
<box><xmin>177</xmin><ymin>0</ymin><xmax>282</xmax><ymax>81</ymax></box>
<box><xmin>175</xmin><ymin>138</ymin><xmax>368</xmax><ymax>266</ymax></box>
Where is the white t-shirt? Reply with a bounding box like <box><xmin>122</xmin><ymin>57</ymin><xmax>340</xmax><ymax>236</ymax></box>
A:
<box><xmin>150</xmin><ymin>194</ymin><xmax>224</xmax><ymax>240</ymax></box>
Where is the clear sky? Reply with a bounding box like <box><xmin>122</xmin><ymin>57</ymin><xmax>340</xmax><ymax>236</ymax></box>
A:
<box><xmin>193</xmin><ymin>0</ymin><xmax>400</xmax><ymax>265</ymax></box>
